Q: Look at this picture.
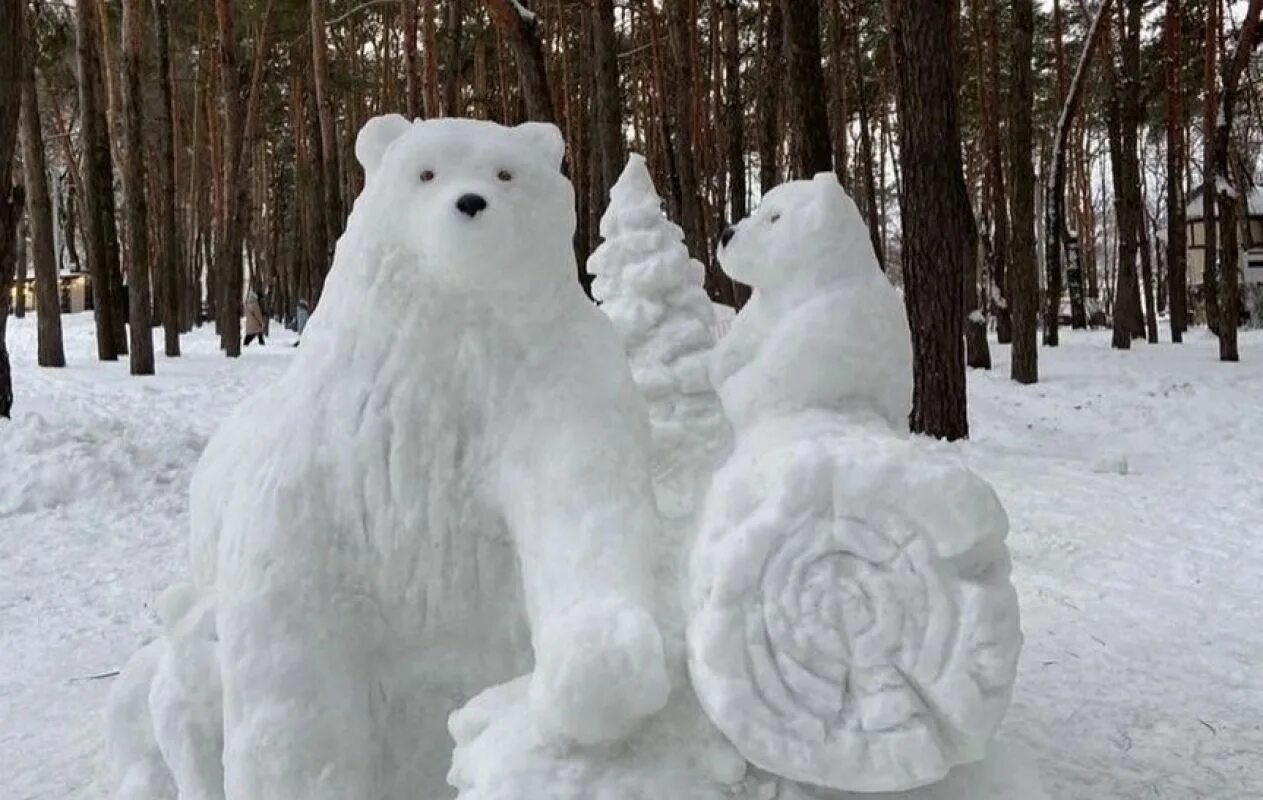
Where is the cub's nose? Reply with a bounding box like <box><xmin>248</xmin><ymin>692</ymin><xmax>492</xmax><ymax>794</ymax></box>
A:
<box><xmin>456</xmin><ymin>193</ymin><xmax>488</xmax><ymax>218</ymax></box>
<box><xmin>720</xmin><ymin>226</ymin><xmax>736</xmax><ymax>248</ymax></box>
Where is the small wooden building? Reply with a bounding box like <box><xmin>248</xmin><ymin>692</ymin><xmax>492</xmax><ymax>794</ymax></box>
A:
<box><xmin>1185</xmin><ymin>184</ymin><xmax>1263</xmax><ymax>290</ymax></box>
<box><xmin>7</xmin><ymin>272</ymin><xmax>92</xmax><ymax>315</ymax></box>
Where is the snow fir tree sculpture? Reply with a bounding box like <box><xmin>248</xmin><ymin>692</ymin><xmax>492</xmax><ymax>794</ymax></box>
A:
<box><xmin>587</xmin><ymin>153</ymin><xmax>730</xmax><ymax>518</ymax></box>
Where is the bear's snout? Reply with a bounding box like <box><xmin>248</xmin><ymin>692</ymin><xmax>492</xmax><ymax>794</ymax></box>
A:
<box><xmin>456</xmin><ymin>193</ymin><xmax>489</xmax><ymax>218</ymax></box>
<box><xmin>719</xmin><ymin>226</ymin><xmax>736</xmax><ymax>248</ymax></box>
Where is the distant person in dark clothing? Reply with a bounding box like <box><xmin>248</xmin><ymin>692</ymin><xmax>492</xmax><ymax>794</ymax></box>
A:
<box><xmin>243</xmin><ymin>293</ymin><xmax>266</xmax><ymax>346</ymax></box>
<box><xmin>293</xmin><ymin>298</ymin><xmax>310</xmax><ymax>347</ymax></box>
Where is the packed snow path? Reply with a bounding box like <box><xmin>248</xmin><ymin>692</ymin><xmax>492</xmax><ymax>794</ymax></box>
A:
<box><xmin>2</xmin><ymin>314</ymin><xmax>1261</xmax><ymax>799</ymax></box>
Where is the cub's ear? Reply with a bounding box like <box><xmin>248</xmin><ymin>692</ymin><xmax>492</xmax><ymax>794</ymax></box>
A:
<box><xmin>356</xmin><ymin>114</ymin><xmax>413</xmax><ymax>176</ymax></box>
<box><xmin>811</xmin><ymin>171</ymin><xmax>858</xmax><ymax>225</ymax></box>
<box><xmin>515</xmin><ymin>122</ymin><xmax>566</xmax><ymax>172</ymax></box>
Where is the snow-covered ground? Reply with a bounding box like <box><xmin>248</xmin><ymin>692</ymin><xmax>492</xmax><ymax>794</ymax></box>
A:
<box><xmin>2</xmin><ymin>313</ymin><xmax>1261</xmax><ymax>799</ymax></box>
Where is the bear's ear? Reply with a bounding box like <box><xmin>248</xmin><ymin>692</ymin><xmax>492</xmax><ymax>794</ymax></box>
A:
<box><xmin>515</xmin><ymin>122</ymin><xmax>566</xmax><ymax>172</ymax></box>
<box><xmin>356</xmin><ymin>114</ymin><xmax>414</xmax><ymax>176</ymax></box>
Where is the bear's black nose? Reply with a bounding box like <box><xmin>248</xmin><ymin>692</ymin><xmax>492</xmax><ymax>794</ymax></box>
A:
<box><xmin>456</xmin><ymin>194</ymin><xmax>488</xmax><ymax>218</ymax></box>
<box><xmin>720</xmin><ymin>226</ymin><xmax>736</xmax><ymax>248</ymax></box>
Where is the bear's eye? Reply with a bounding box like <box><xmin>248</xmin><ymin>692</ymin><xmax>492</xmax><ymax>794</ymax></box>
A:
<box><xmin>497</xmin><ymin>169</ymin><xmax>513</xmax><ymax>182</ymax></box>
<box><xmin>769</xmin><ymin>213</ymin><xmax>781</xmax><ymax>224</ymax></box>
<box><xmin>420</xmin><ymin>169</ymin><xmax>436</xmax><ymax>183</ymax></box>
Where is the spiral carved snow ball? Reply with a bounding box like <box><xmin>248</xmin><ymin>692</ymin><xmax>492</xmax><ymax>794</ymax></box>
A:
<box><xmin>687</xmin><ymin>419</ymin><xmax>1021</xmax><ymax>792</ymax></box>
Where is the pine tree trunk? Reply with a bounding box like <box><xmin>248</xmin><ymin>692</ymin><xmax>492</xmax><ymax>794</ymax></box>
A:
<box><xmin>14</xmin><ymin>218</ymin><xmax>26</xmax><ymax>319</ymax></box>
<box><xmin>781</xmin><ymin>0</ymin><xmax>832</xmax><ymax>177</ymax></box>
<box><xmin>826</xmin><ymin>0</ymin><xmax>849</xmax><ymax>187</ymax></box>
<box><xmin>757</xmin><ymin>0</ymin><xmax>782</xmax><ymax>196</ymax></box>
<box><xmin>1109</xmin><ymin>0</ymin><xmax>1142</xmax><ymax>350</ymax></box>
<box><xmin>402</xmin><ymin>0</ymin><xmax>421</xmax><ymax>118</ymax></box>
<box><xmin>483</xmin><ymin>0</ymin><xmax>556</xmax><ymax>122</ymax></box>
<box><xmin>1007</xmin><ymin>0</ymin><xmax>1038</xmax><ymax>383</ymax></box>
<box><xmin>154</xmin><ymin>0</ymin><xmax>180</xmax><ymax>357</ymax></box>
<box><xmin>1138</xmin><ymin>208</ymin><xmax>1159</xmax><ymax>342</ymax></box>
<box><xmin>1219</xmin><ymin>186</ymin><xmax>1239</xmax><ymax>358</ymax></box>
<box><xmin>121</xmin><ymin>0</ymin><xmax>155</xmax><ymax>375</ymax></box>
<box><xmin>76</xmin><ymin>0</ymin><xmax>121</xmax><ymax>361</ymax></box>
<box><xmin>886</xmin><ymin>0</ymin><xmax>973</xmax><ymax>438</ymax></box>
<box><xmin>964</xmin><ymin>0</ymin><xmax>990</xmax><ymax>369</ymax></box>
<box><xmin>19</xmin><ymin>12</ymin><xmax>65</xmax><ymax>368</ymax></box>
<box><xmin>0</xmin><ymin>0</ymin><xmax>21</xmax><ymax>417</ymax></box>
<box><xmin>1202</xmin><ymin>0</ymin><xmax>1219</xmax><ymax>335</ymax></box>
<box><xmin>215</xmin><ymin>0</ymin><xmax>243</xmax><ymax>357</ymax></box>
<box><xmin>982</xmin><ymin>0</ymin><xmax>1010</xmax><ymax>342</ymax></box>
<box><xmin>723</xmin><ymin>0</ymin><xmax>745</xmax><ymax>222</ymax></box>
<box><xmin>592</xmin><ymin>0</ymin><xmax>624</xmax><ymax>195</ymax></box>
<box><xmin>854</xmin><ymin>0</ymin><xmax>884</xmax><ymax>272</ymax></box>
<box><xmin>1165</xmin><ymin>0</ymin><xmax>1187</xmax><ymax>342</ymax></box>
<box><xmin>443</xmin><ymin>0</ymin><xmax>464</xmax><ymax>115</ymax></box>
<box><xmin>422</xmin><ymin>0</ymin><xmax>441</xmax><ymax>118</ymax></box>
<box><xmin>0</xmin><ymin>186</ymin><xmax>19</xmax><ymax>419</ymax></box>
<box><xmin>310</xmin><ymin>0</ymin><xmax>343</xmax><ymax>262</ymax></box>
<box><xmin>662</xmin><ymin>1</ymin><xmax>725</xmax><ymax>302</ymax></box>
<box><xmin>1212</xmin><ymin>0</ymin><xmax>1263</xmax><ymax>361</ymax></box>
<box><xmin>1049</xmin><ymin>0</ymin><xmax>1112</xmax><ymax>334</ymax></box>
<box><xmin>722</xmin><ymin>0</ymin><xmax>751</xmax><ymax>307</ymax></box>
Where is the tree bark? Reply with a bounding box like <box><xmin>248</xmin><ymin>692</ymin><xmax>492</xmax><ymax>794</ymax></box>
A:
<box><xmin>19</xmin><ymin>4</ymin><xmax>65</xmax><ymax>367</ymax></box>
<box><xmin>965</xmin><ymin>0</ymin><xmax>990</xmax><ymax>369</ymax></box>
<box><xmin>660</xmin><ymin>0</ymin><xmax>727</xmax><ymax>302</ymax></box>
<box><xmin>722</xmin><ymin>0</ymin><xmax>751</xmax><ymax>307</ymax></box>
<box><xmin>310</xmin><ymin>0</ymin><xmax>343</xmax><ymax>263</ymax></box>
<box><xmin>154</xmin><ymin>0</ymin><xmax>180</xmax><ymax>357</ymax></box>
<box><xmin>781</xmin><ymin>0</ymin><xmax>832</xmax><ymax>177</ymax></box>
<box><xmin>982</xmin><ymin>0</ymin><xmax>1009</xmax><ymax>340</ymax></box>
<box><xmin>1212</xmin><ymin>0</ymin><xmax>1263</xmax><ymax>361</ymax></box>
<box><xmin>1109</xmin><ymin>0</ymin><xmax>1143</xmax><ymax>350</ymax></box>
<box><xmin>1008</xmin><ymin>0</ymin><xmax>1038</xmax><ymax>382</ymax></box>
<box><xmin>592</xmin><ymin>0</ymin><xmax>623</xmax><ymax>195</ymax></box>
<box><xmin>854</xmin><ymin>0</ymin><xmax>884</xmax><ymax>271</ymax></box>
<box><xmin>215</xmin><ymin>0</ymin><xmax>243</xmax><ymax>356</ymax></box>
<box><xmin>0</xmin><ymin>184</ymin><xmax>19</xmax><ymax>418</ymax></box>
<box><xmin>1138</xmin><ymin>197</ymin><xmax>1159</xmax><ymax>342</ymax></box>
<box><xmin>121</xmin><ymin>0</ymin><xmax>155</xmax><ymax>375</ymax></box>
<box><xmin>422</xmin><ymin>0</ymin><xmax>441</xmax><ymax>117</ymax></box>
<box><xmin>1048</xmin><ymin>0</ymin><xmax>1112</xmax><ymax>336</ymax></box>
<box><xmin>402</xmin><ymin>0</ymin><xmax>421</xmax><ymax>118</ymax></box>
<box><xmin>76</xmin><ymin>0</ymin><xmax>121</xmax><ymax>361</ymax></box>
<box><xmin>0</xmin><ymin>0</ymin><xmax>22</xmax><ymax>417</ymax></box>
<box><xmin>886</xmin><ymin>0</ymin><xmax>973</xmax><ymax>438</ymax></box>
<box><xmin>757</xmin><ymin>0</ymin><xmax>782</xmax><ymax>196</ymax></box>
<box><xmin>1165</xmin><ymin>0</ymin><xmax>1187</xmax><ymax>342</ymax></box>
<box><xmin>483</xmin><ymin>0</ymin><xmax>556</xmax><ymax>122</ymax></box>
<box><xmin>443</xmin><ymin>0</ymin><xmax>464</xmax><ymax>115</ymax></box>
<box><xmin>1202</xmin><ymin>0</ymin><xmax>1219</xmax><ymax>334</ymax></box>
<box><xmin>14</xmin><ymin>219</ymin><xmax>25</xmax><ymax>318</ymax></box>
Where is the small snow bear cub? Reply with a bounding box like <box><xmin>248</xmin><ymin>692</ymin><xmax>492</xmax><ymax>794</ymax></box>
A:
<box><xmin>186</xmin><ymin>116</ymin><xmax>669</xmax><ymax>799</ymax></box>
<box><xmin>713</xmin><ymin>172</ymin><xmax>913</xmax><ymax>432</ymax></box>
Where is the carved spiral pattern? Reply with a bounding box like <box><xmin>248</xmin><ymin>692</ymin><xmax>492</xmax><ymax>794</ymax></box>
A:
<box><xmin>688</xmin><ymin>432</ymin><xmax>1021</xmax><ymax>793</ymax></box>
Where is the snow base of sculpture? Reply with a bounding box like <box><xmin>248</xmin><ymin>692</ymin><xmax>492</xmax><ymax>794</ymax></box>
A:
<box><xmin>448</xmin><ymin>679</ymin><xmax>1042</xmax><ymax>800</ymax></box>
<box><xmin>687</xmin><ymin>413</ymin><xmax>1022</xmax><ymax>793</ymax></box>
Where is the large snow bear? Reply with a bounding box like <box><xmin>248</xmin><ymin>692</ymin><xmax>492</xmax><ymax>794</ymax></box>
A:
<box><xmin>181</xmin><ymin>116</ymin><xmax>669</xmax><ymax>799</ymax></box>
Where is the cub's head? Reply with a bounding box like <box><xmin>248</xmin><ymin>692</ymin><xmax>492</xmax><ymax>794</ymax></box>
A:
<box><xmin>717</xmin><ymin>172</ymin><xmax>880</xmax><ymax>291</ymax></box>
<box><xmin>352</xmin><ymin>115</ymin><xmax>574</xmax><ymax>293</ymax></box>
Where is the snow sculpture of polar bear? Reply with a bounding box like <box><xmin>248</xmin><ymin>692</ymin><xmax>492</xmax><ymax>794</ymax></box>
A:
<box><xmin>109</xmin><ymin>116</ymin><xmax>670</xmax><ymax>800</ymax></box>
<box><xmin>687</xmin><ymin>173</ymin><xmax>1023</xmax><ymax>793</ymax></box>
<box><xmin>710</xmin><ymin>172</ymin><xmax>914</xmax><ymax>433</ymax></box>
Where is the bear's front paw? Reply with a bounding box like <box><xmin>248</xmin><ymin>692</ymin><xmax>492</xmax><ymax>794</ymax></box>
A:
<box><xmin>529</xmin><ymin>598</ymin><xmax>669</xmax><ymax>745</ymax></box>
